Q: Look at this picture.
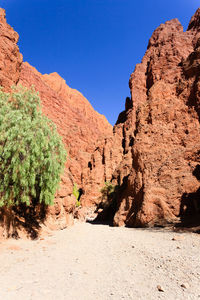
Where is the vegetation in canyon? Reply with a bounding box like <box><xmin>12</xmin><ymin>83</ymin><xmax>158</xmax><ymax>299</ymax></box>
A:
<box><xmin>0</xmin><ymin>86</ymin><xmax>66</xmax><ymax>236</ymax></box>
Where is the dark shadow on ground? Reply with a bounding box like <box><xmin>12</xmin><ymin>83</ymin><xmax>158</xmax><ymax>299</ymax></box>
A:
<box><xmin>0</xmin><ymin>201</ymin><xmax>48</xmax><ymax>239</ymax></box>
<box><xmin>88</xmin><ymin>165</ymin><xmax>200</xmax><ymax>234</ymax></box>
<box><xmin>175</xmin><ymin>164</ymin><xmax>200</xmax><ymax>233</ymax></box>
<box><xmin>86</xmin><ymin>218</ymin><xmax>114</xmax><ymax>227</ymax></box>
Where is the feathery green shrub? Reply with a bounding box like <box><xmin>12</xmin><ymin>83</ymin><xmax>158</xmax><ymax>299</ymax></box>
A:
<box><xmin>0</xmin><ymin>86</ymin><xmax>66</xmax><ymax>209</ymax></box>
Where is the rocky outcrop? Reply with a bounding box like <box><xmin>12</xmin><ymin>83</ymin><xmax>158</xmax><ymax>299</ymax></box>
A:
<box><xmin>0</xmin><ymin>8</ymin><xmax>112</xmax><ymax>233</ymax></box>
<box><xmin>18</xmin><ymin>62</ymin><xmax>112</xmax><ymax>182</ymax></box>
<box><xmin>1</xmin><ymin>5</ymin><xmax>200</xmax><ymax>231</ymax></box>
<box><xmin>18</xmin><ymin>62</ymin><xmax>112</xmax><ymax>229</ymax></box>
<box><xmin>84</xmin><ymin>9</ymin><xmax>200</xmax><ymax>227</ymax></box>
<box><xmin>0</xmin><ymin>8</ymin><xmax>22</xmax><ymax>89</ymax></box>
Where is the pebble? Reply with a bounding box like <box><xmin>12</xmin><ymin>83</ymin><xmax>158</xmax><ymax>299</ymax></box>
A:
<box><xmin>0</xmin><ymin>223</ymin><xmax>199</xmax><ymax>299</ymax></box>
<box><xmin>181</xmin><ymin>283</ymin><xmax>190</xmax><ymax>289</ymax></box>
<box><xmin>172</xmin><ymin>236</ymin><xmax>184</xmax><ymax>241</ymax></box>
<box><xmin>157</xmin><ymin>285</ymin><xmax>164</xmax><ymax>292</ymax></box>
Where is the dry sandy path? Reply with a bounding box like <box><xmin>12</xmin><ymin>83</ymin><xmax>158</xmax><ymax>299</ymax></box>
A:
<box><xmin>0</xmin><ymin>221</ymin><xmax>199</xmax><ymax>300</ymax></box>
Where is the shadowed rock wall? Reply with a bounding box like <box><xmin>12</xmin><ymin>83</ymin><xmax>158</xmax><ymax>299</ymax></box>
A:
<box><xmin>83</xmin><ymin>9</ymin><xmax>200</xmax><ymax>227</ymax></box>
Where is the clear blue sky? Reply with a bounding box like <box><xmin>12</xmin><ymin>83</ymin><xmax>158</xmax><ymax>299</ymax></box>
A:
<box><xmin>1</xmin><ymin>0</ymin><xmax>199</xmax><ymax>125</ymax></box>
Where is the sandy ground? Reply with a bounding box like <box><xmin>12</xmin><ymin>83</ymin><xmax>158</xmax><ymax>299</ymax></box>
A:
<box><xmin>0</xmin><ymin>221</ymin><xmax>199</xmax><ymax>300</ymax></box>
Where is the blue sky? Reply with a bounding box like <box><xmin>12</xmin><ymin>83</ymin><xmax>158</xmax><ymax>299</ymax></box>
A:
<box><xmin>1</xmin><ymin>0</ymin><xmax>199</xmax><ymax>125</ymax></box>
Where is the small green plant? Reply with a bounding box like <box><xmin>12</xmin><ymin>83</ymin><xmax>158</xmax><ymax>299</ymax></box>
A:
<box><xmin>0</xmin><ymin>86</ymin><xmax>67</xmax><ymax>209</ymax></box>
<box><xmin>100</xmin><ymin>181</ymin><xmax>115</xmax><ymax>201</ymax></box>
<box><xmin>99</xmin><ymin>181</ymin><xmax>119</xmax><ymax>209</ymax></box>
<box><xmin>73</xmin><ymin>183</ymin><xmax>80</xmax><ymax>207</ymax></box>
<box><xmin>97</xmin><ymin>181</ymin><xmax>119</xmax><ymax>222</ymax></box>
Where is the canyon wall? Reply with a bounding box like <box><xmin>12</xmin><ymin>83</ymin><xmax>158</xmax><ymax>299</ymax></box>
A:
<box><xmin>18</xmin><ymin>62</ymin><xmax>112</xmax><ymax>229</ymax></box>
<box><xmin>0</xmin><ymin>9</ymin><xmax>22</xmax><ymax>88</ymax></box>
<box><xmin>0</xmin><ymin>8</ymin><xmax>112</xmax><ymax>233</ymax></box>
<box><xmin>1</xmin><ymin>6</ymin><xmax>200</xmax><ymax>232</ymax></box>
<box><xmin>83</xmin><ymin>9</ymin><xmax>200</xmax><ymax>227</ymax></box>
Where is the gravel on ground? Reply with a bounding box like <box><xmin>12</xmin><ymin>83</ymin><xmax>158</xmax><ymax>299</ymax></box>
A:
<box><xmin>0</xmin><ymin>221</ymin><xmax>199</xmax><ymax>300</ymax></box>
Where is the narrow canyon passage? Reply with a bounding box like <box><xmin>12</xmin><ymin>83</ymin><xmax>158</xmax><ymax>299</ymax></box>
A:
<box><xmin>0</xmin><ymin>222</ymin><xmax>199</xmax><ymax>300</ymax></box>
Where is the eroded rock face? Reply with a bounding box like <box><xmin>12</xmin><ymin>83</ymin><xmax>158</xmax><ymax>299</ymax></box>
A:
<box><xmin>0</xmin><ymin>8</ymin><xmax>22</xmax><ymax>89</ymax></box>
<box><xmin>84</xmin><ymin>9</ymin><xmax>200</xmax><ymax>227</ymax></box>
<box><xmin>1</xmin><ymin>5</ymin><xmax>200</xmax><ymax>231</ymax></box>
<box><xmin>0</xmin><ymin>8</ymin><xmax>112</xmax><ymax>233</ymax></box>
<box><xmin>18</xmin><ymin>62</ymin><xmax>112</xmax><ymax>229</ymax></box>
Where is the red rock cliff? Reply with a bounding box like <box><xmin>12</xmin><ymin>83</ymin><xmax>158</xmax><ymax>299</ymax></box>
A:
<box><xmin>84</xmin><ymin>9</ymin><xmax>200</xmax><ymax>227</ymax></box>
<box><xmin>0</xmin><ymin>8</ymin><xmax>22</xmax><ymax>88</ymax></box>
<box><xmin>0</xmin><ymin>8</ymin><xmax>112</xmax><ymax>232</ymax></box>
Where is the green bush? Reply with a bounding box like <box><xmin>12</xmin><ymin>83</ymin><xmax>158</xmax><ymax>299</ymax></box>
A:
<box><xmin>99</xmin><ymin>181</ymin><xmax>119</xmax><ymax>211</ymax></box>
<box><xmin>73</xmin><ymin>183</ymin><xmax>80</xmax><ymax>207</ymax></box>
<box><xmin>0</xmin><ymin>86</ymin><xmax>66</xmax><ymax>209</ymax></box>
<box><xmin>100</xmin><ymin>181</ymin><xmax>115</xmax><ymax>201</ymax></box>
